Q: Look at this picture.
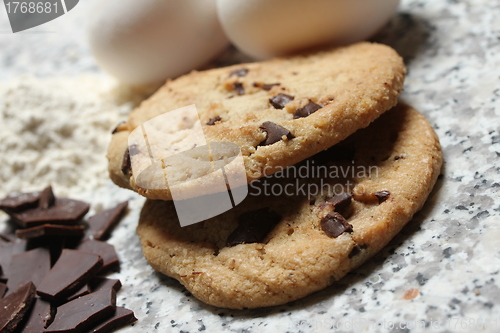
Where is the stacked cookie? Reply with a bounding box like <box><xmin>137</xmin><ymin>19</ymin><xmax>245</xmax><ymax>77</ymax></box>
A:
<box><xmin>107</xmin><ymin>42</ymin><xmax>442</xmax><ymax>309</ymax></box>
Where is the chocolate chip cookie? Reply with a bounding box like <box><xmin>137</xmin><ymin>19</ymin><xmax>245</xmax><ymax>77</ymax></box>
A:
<box><xmin>108</xmin><ymin>42</ymin><xmax>405</xmax><ymax>200</ymax></box>
<box><xmin>136</xmin><ymin>104</ymin><xmax>442</xmax><ymax>309</ymax></box>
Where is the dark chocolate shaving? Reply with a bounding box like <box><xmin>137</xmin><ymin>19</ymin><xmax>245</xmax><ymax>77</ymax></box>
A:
<box><xmin>269</xmin><ymin>93</ymin><xmax>294</xmax><ymax>109</ymax></box>
<box><xmin>7</xmin><ymin>247</ymin><xmax>51</xmax><ymax>292</ymax></box>
<box><xmin>0</xmin><ymin>282</ymin><xmax>36</xmax><ymax>333</ymax></box>
<box><xmin>0</xmin><ymin>191</ymin><xmax>40</xmax><ymax>213</ymax></box>
<box><xmin>37</xmin><ymin>249</ymin><xmax>103</xmax><ymax>302</ymax></box>
<box><xmin>39</xmin><ymin>185</ymin><xmax>56</xmax><ymax>209</ymax></box>
<box><xmin>45</xmin><ymin>288</ymin><xmax>116</xmax><ymax>333</ymax></box>
<box><xmin>89</xmin><ymin>277</ymin><xmax>122</xmax><ymax>293</ymax></box>
<box><xmin>77</xmin><ymin>240</ymin><xmax>120</xmax><ymax>274</ymax></box>
<box><xmin>90</xmin><ymin>306</ymin><xmax>137</xmax><ymax>333</ymax></box>
<box><xmin>327</xmin><ymin>192</ymin><xmax>352</xmax><ymax>215</ymax></box>
<box><xmin>374</xmin><ymin>191</ymin><xmax>390</xmax><ymax>203</ymax></box>
<box><xmin>348</xmin><ymin>244</ymin><xmax>367</xmax><ymax>258</ymax></box>
<box><xmin>18</xmin><ymin>297</ymin><xmax>54</xmax><ymax>332</ymax></box>
<box><xmin>294</xmin><ymin>101</ymin><xmax>323</xmax><ymax>119</ymax></box>
<box><xmin>259</xmin><ymin>121</ymin><xmax>294</xmax><ymax>146</ymax></box>
<box><xmin>88</xmin><ymin>201</ymin><xmax>128</xmax><ymax>241</ymax></box>
<box><xmin>320</xmin><ymin>212</ymin><xmax>353</xmax><ymax>238</ymax></box>
<box><xmin>206</xmin><ymin>116</ymin><xmax>221</xmax><ymax>125</ymax></box>
<box><xmin>226</xmin><ymin>208</ymin><xmax>281</xmax><ymax>247</ymax></box>
<box><xmin>233</xmin><ymin>82</ymin><xmax>245</xmax><ymax>95</ymax></box>
<box><xmin>229</xmin><ymin>68</ymin><xmax>248</xmax><ymax>77</ymax></box>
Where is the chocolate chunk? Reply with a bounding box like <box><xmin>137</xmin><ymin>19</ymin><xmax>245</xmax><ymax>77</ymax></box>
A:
<box><xmin>15</xmin><ymin>224</ymin><xmax>85</xmax><ymax>239</ymax></box>
<box><xmin>226</xmin><ymin>208</ymin><xmax>281</xmax><ymax>247</ymax></box>
<box><xmin>10</xmin><ymin>198</ymin><xmax>90</xmax><ymax>228</ymax></box>
<box><xmin>261</xmin><ymin>83</ymin><xmax>280</xmax><ymax>91</ymax></box>
<box><xmin>90</xmin><ymin>307</ymin><xmax>137</xmax><ymax>333</ymax></box>
<box><xmin>348</xmin><ymin>244</ymin><xmax>367</xmax><ymax>258</ymax></box>
<box><xmin>229</xmin><ymin>68</ymin><xmax>248</xmax><ymax>77</ymax></box>
<box><xmin>233</xmin><ymin>82</ymin><xmax>245</xmax><ymax>95</ymax></box>
<box><xmin>0</xmin><ymin>282</ymin><xmax>36</xmax><ymax>333</ymax></box>
<box><xmin>45</xmin><ymin>289</ymin><xmax>116</xmax><ymax>333</ymax></box>
<box><xmin>121</xmin><ymin>148</ymin><xmax>131</xmax><ymax>176</ymax></box>
<box><xmin>259</xmin><ymin>121</ymin><xmax>294</xmax><ymax>146</ymax></box>
<box><xmin>294</xmin><ymin>101</ymin><xmax>323</xmax><ymax>119</ymax></box>
<box><xmin>39</xmin><ymin>186</ymin><xmax>56</xmax><ymax>210</ymax></box>
<box><xmin>269</xmin><ymin>93</ymin><xmax>294</xmax><ymax>109</ymax></box>
<box><xmin>0</xmin><ymin>240</ymin><xmax>28</xmax><ymax>278</ymax></box>
<box><xmin>206</xmin><ymin>116</ymin><xmax>221</xmax><ymax>125</ymax></box>
<box><xmin>77</xmin><ymin>240</ymin><xmax>120</xmax><ymax>274</ymax></box>
<box><xmin>89</xmin><ymin>277</ymin><xmax>122</xmax><ymax>293</ymax></box>
<box><xmin>0</xmin><ymin>283</ymin><xmax>7</xmax><ymax>297</ymax></box>
<box><xmin>0</xmin><ymin>191</ymin><xmax>40</xmax><ymax>213</ymax></box>
<box><xmin>327</xmin><ymin>192</ymin><xmax>352</xmax><ymax>214</ymax></box>
<box><xmin>65</xmin><ymin>284</ymin><xmax>91</xmax><ymax>302</ymax></box>
<box><xmin>18</xmin><ymin>297</ymin><xmax>54</xmax><ymax>332</ymax></box>
<box><xmin>320</xmin><ymin>212</ymin><xmax>353</xmax><ymax>238</ymax></box>
<box><xmin>374</xmin><ymin>190</ymin><xmax>390</xmax><ymax>203</ymax></box>
<box><xmin>37</xmin><ymin>249</ymin><xmax>103</xmax><ymax>302</ymax></box>
<box><xmin>7</xmin><ymin>248</ymin><xmax>51</xmax><ymax>292</ymax></box>
<box><xmin>88</xmin><ymin>201</ymin><xmax>128</xmax><ymax>241</ymax></box>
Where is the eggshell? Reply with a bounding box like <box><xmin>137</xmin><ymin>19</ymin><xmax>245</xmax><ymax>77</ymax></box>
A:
<box><xmin>217</xmin><ymin>0</ymin><xmax>400</xmax><ymax>59</ymax></box>
<box><xmin>87</xmin><ymin>0</ymin><xmax>229</xmax><ymax>85</ymax></box>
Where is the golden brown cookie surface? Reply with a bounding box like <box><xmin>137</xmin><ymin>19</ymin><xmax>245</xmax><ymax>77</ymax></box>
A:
<box><xmin>136</xmin><ymin>104</ymin><xmax>442</xmax><ymax>309</ymax></box>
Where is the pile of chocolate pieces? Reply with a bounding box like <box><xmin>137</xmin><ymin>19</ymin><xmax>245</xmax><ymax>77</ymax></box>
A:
<box><xmin>0</xmin><ymin>186</ymin><xmax>136</xmax><ymax>333</ymax></box>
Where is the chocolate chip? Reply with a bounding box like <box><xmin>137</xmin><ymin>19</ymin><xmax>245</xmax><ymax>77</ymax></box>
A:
<box><xmin>39</xmin><ymin>185</ymin><xmax>56</xmax><ymax>210</ymax></box>
<box><xmin>320</xmin><ymin>212</ymin><xmax>353</xmax><ymax>238</ymax></box>
<box><xmin>89</xmin><ymin>306</ymin><xmax>137</xmax><ymax>333</ymax></box>
<box><xmin>0</xmin><ymin>191</ymin><xmax>40</xmax><ymax>213</ymax></box>
<box><xmin>226</xmin><ymin>208</ymin><xmax>281</xmax><ymax>247</ymax></box>
<box><xmin>19</xmin><ymin>297</ymin><xmax>54</xmax><ymax>331</ymax></box>
<box><xmin>294</xmin><ymin>101</ymin><xmax>323</xmax><ymax>119</ymax></box>
<box><xmin>261</xmin><ymin>83</ymin><xmax>281</xmax><ymax>91</ymax></box>
<box><xmin>206</xmin><ymin>116</ymin><xmax>221</xmax><ymax>125</ymax></box>
<box><xmin>229</xmin><ymin>68</ymin><xmax>248</xmax><ymax>77</ymax></box>
<box><xmin>0</xmin><ymin>283</ymin><xmax>7</xmax><ymax>297</ymax></box>
<box><xmin>77</xmin><ymin>240</ymin><xmax>120</xmax><ymax>274</ymax></box>
<box><xmin>259</xmin><ymin>121</ymin><xmax>294</xmax><ymax>146</ymax></box>
<box><xmin>88</xmin><ymin>201</ymin><xmax>128</xmax><ymax>241</ymax></box>
<box><xmin>327</xmin><ymin>192</ymin><xmax>352</xmax><ymax>214</ymax></box>
<box><xmin>233</xmin><ymin>82</ymin><xmax>245</xmax><ymax>95</ymax></box>
<box><xmin>9</xmin><ymin>198</ymin><xmax>90</xmax><ymax>228</ymax></box>
<box><xmin>269</xmin><ymin>93</ymin><xmax>294</xmax><ymax>109</ymax></box>
<box><xmin>374</xmin><ymin>190</ymin><xmax>390</xmax><ymax>203</ymax></box>
<box><xmin>0</xmin><ymin>282</ymin><xmax>36</xmax><ymax>333</ymax></box>
<box><xmin>37</xmin><ymin>249</ymin><xmax>103</xmax><ymax>302</ymax></box>
<box><xmin>15</xmin><ymin>224</ymin><xmax>86</xmax><ymax>240</ymax></box>
<box><xmin>348</xmin><ymin>244</ymin><xmax>367</xmax><ymax>258</ymax></box>
<box><xmin>121</xmin><ymin>148</ymin><xmax>131</xmax><ymax>176</ymax></box>
<box><xmin>7</xmin><ymin>248</ymin><xmax>51</xmax><ymax>292</ymax></box>
<box><xmin>45</xmin><ymin>288</ymin><xmax>116</xmax><ymax>333</ymax></box>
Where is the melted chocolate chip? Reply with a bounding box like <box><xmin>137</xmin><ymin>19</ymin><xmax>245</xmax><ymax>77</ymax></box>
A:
<box><xmin>294</xmin><ymin>101</ymin><xmax>323</xmax><ymax>119</ymax></box>
<box><xmin>233</xmin><ymin>82</ymin><xmax>245</xmax><ymax>95</ymax></box>
<box><xmin>374</xmin><ymin>190</ymin><xmax>390</xmax><ymax>203</ymax></box>
<box><xmin>121</xmin><ymin>148</ymin><xmax>131</xmax><ymax>176</ymax></box>
<box><xmin>348</xmin><ymin>244</ymin><xmax>367</xmax><ymax>258</ymax></box>
<box><xmin>261</xmin><ymin>83</ymin><xmax>281</xmax><ymax>91</ymax></box>
<box><xmin>312</xmin><ymin>145</ymin><xmax>356</xmax><ymax>164</ymax></box>
<box><xmin>229</xmin><ymin>68</ymin><xmax>248</xmax><ymax>77</ymax></box>
<box><xmin>259</xmin><ymin>121</ymin><xmax>294</xmax><ymax>146</ymax></box>
<box><xmin>39</xmin><ymin>185</ymin><xmax>56</xmax><ymax>210</ymax></box>
<box><xmin>320</xmin><ymin>212</ymin><xmax>353</xmax><ymax>238</ymax></box>
<box><xmin>327</xmin><ymin>192</ymin><xmax>352</xmax><ymax>214</ymax></box>
<box><xmin>206</xmin><ymin>116</ymin><xmax>221</xmax><ymax>125</ymax></box>
<box><xmin>269</xmin><ymin>93</ymin><xmax>294</xmax><ymax>109</ymax></box>
<box><xmin>226</xmin><ymin>208</ymin><xmax>281</xmax><ymax>247</ymax></box>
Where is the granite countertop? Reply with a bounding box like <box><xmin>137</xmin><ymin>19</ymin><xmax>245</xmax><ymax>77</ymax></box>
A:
<box><xmin>1</xmin><ymin>0</ymin><xmax>499</xmax><ymax>332</ymax></box>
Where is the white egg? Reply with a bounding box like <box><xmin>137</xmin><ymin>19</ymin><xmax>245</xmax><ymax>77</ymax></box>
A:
<box><xmin>216</xmin><ymin>0</ymin><xmax>400</xmax><ymax>59</ymax></box>
<box><xmin>87</xmin><ymin>0</ymin><xmax>229</xmax><ymax>85</ymax></box>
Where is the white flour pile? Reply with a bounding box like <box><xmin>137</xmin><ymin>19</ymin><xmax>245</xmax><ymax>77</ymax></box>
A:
<box><xmin>0</xmin><ymin>75</ymin><xmax>138</xmax><ymax>200</ymax></box>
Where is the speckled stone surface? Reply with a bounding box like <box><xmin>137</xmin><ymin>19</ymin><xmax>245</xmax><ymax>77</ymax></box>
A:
<box><xmin>1</xmin><ymin>0</ymin><xmax>499</xmax><ymax>332</ymax></box>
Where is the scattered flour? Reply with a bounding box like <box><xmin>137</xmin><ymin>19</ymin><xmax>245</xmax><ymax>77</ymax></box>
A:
<box><xmin>0</xmin><ymin>75</ymin><xmax>140</xmax><ymax>200</ymax></box>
